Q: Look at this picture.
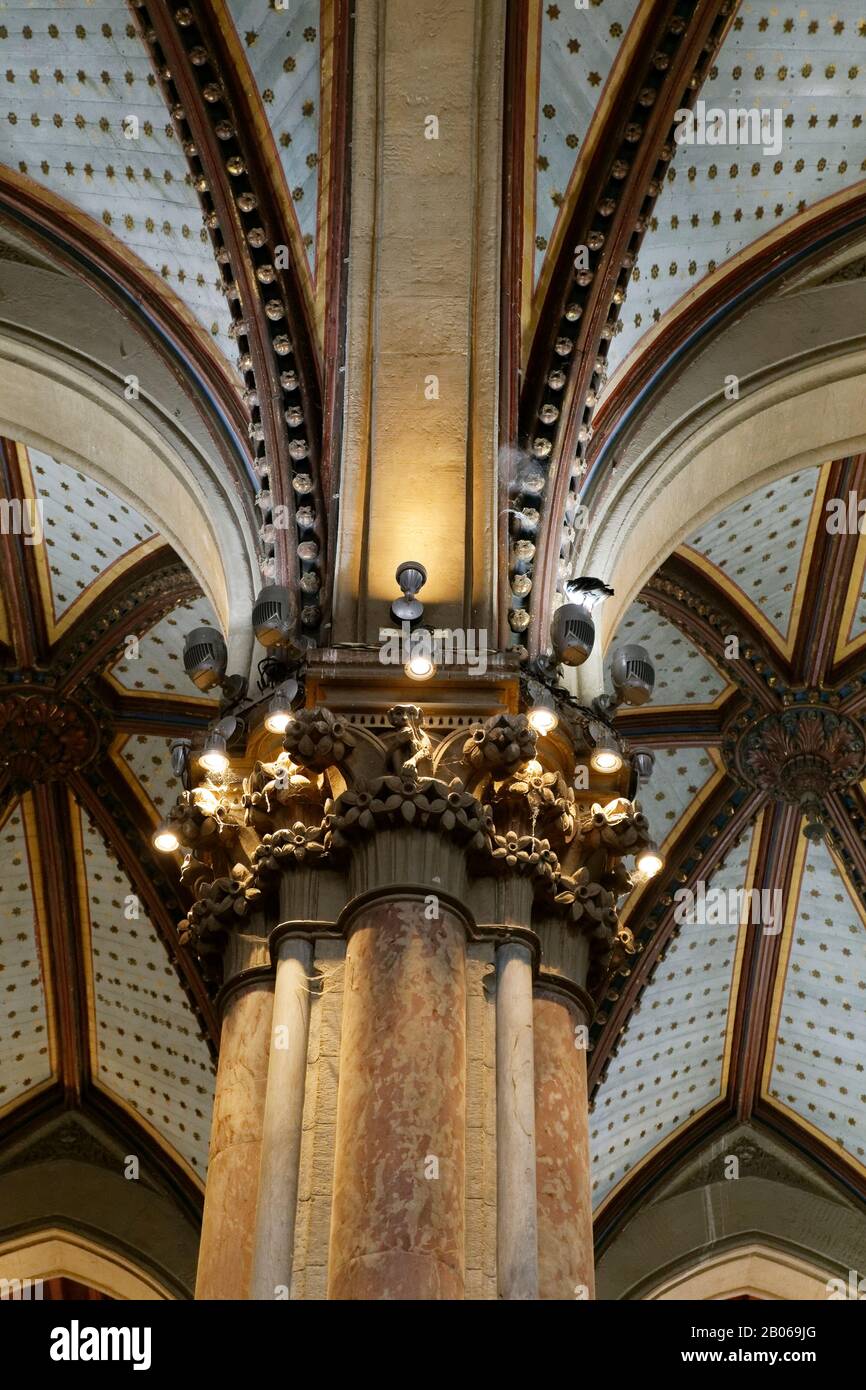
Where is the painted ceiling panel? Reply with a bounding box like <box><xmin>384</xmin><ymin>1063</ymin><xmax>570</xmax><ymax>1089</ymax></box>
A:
<box><xmin>119</xmin><ymin>733</ymin><xmax>183</xmax><ymax>822</ymax></box>
<box><xmin>0</xmin><ymin>0</ymin><xmax>233</xmax><ymax>354</ymax></box>
<box><xmin>225</xmin><ymin>0</ymin><xmax>321</xmax><ymax>280</ymax></box>
<box><xmin>80</xmin><ymin>807</ymin><xmax>214</xmax><ymax>1178</ymax></box>
<box><xmin>26</xmin><ymin>445</ymin><xmax>156</xmax><ymax>627</ymax></box>
<box><xmin>534</xmin><ymin>0</ymin><xmax>638</xmax><ymax>284</ymax></box>
<box><xmin>768</xmin><ymin>837</ymin><xmax>866</xmax><ymax>1172</ymax></box>
<box><xmin>610</xmin><ymin>600</ymin><xmax>729</xmax><ymax>706</ymax></box>
<box><xmin>591</xmin><ymin>823</ymin><xmax>755</xmax><ymax>1208</ymax></box>
<box><xmin>109</xmin><ymin>594</ymin><xmax>219</xmax><ymax>697</ymax></box>
<box><xmin>683</xmin><ymin>466</ymin><xmax>821</xmax><ymax>645</ymax></box>
<box><xmin>641</xmin><ymin>745</ymin><xmax>719</xmax><ymax>850</ymax></box>
<box><xmin>608</xmin><ymin>0</ymin><xmax>866</xmax><ymax>375</ymax></box>
<box><xmin>0</xmin><ymin>800</ymin><xmax>53</xmax><ymax>1113</ymax></box>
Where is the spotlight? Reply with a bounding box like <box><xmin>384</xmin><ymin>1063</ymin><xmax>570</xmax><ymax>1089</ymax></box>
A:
<box><xmin>192</xmin><ymin>787</ymin><xmax>220</xmax><ymax>815</ymax></box>
<box><xmin>551</xmin><ymin>577</ymin><xmax>614</xmax><ymax>666</ymax></box>
<box><xmin>527</xmin><ymin>690</ymin><xmax>559</xmax><ymax>737</ymax></box>
<box><xmin>633</xmin><ymin>750</ymin><xmax>656</xmax><ymax>783</ymax></box>
<box><xmin>263</xmin><ymin>679</ymin><xmax>299</xmax><ymax>734</ymax></box>
<box><xmin>183</xmin><ymin>626</ymin><xmax>227</xmax><ymax>692</ymax></box>
<box><xmin>550</xmin><ymin>603</ymin><xmax>595</xmax><ymax>667</ymax></box>
<box><xmin>636</xmin><ymin>842</ymin><xmax>664</xmax><ymax>878</ymax></box>
<box><xmin>153</xmin><ymin>825</ymin><xmax>180</xmax><ymax>853</ymax></box>
<box><xmin>404</xmin><ymin>627</ymin><xmax>436</xmax><ymax>681</ymax></box>
<box><xmin>610</xmin><ymin>644</ymin><xmax>655</xmax><ymax>706</ymax></box>
<box><xmin>253</xmin><ymin>584</ymin><xmax>296</xmax><ymax>648</ymax></box>
<box><xmin>590</xmin><ymin>732</ymin><xmax>623</xmax><ymax>774</ymax></box>
<box><xmin>391</xmin><ymin>561</ymin><xmax>427</xmax><ymax>624</ymax></box>
<box><xmin>199</xmin><ymin>730</ymin><xmax>229</xmax><ymax>776</ymax></box>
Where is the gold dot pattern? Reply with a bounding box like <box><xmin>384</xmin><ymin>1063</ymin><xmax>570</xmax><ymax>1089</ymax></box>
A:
<box><xmin>684</xmin><ymin>468</ymin><xmax>820</xmax><ymax>641</ymax></box>
<box><xmin>769</xmin><ymin>837</ymin><xmax>866</xmax><ymax>1167</ymax></box>
<box><xmin>29</xmin><ymin>445</ymin><xmax>154</xmax><ymax>623</ymax></box>
<box><xmin>81</xmin><ymin>806</ymin><xmax>214</xmax><ymax>1176</ymax></box>
<box><xmin>227</xmin><ymin>0</ymin><xmax>322</xmax><ymax>268</ymax></box>
<box><xmin>0</xmin><ymin>1</ymin><xmax>233</xmax><ymax>354</ymax></box>
<box><xmin>110</xmin><ymin>594</ymin><xmax>219</xmax><ymax>696</ymax></box>
<box><xmin>591</xmin><ymin>826</ymin><xmax>755</xmax><ymax>1206</ymax></box>
<box><xmin>0</xmin><ymin>800</ymin><xmax>52</xmax><ymax>1107</ymax></box>
<box><xmin>642</xmin><ymin>746</ymin><xmax>716</xmax><ymax>848</ymax></box>
<box><xmin>614</xmin><ymin>600</ymin><xmax>728</xmax><ymax>705</ymax></box>
<box><xmin>534</xmin><ymin>0</ymin><xmax>638</xmax><ymax>280</ymax></box>
<box><xmin>610</xmin><ymin>2</ymin><xmax>866</xmax><ymax>373</ymax></box>
<box><xmin>120</xmin><ymin>734</ymin><xmax>182</xmax><ymax>819</ymax></box>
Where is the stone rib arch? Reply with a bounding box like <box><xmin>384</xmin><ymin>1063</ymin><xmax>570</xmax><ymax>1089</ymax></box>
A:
<box><xmin>573</xmin><ymin>347</ymin><xmax>866</xmax><ymax>697</ymax></box>
<box><xmin>0</xmin><ymin>334</ymin><xmax>257</xmax><ymax>673</ymax></box>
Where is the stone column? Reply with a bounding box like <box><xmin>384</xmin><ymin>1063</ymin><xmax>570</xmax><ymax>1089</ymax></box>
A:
<box><xmin>533</xmin><ymin>984</ymin><xmax>595</xmax><ymax>1300</ymax></box>
<box><xmin>495</xmin><ymin>940</ymin><xmax>538</xmax><ymax>1299</ymax></box>
<box><xmin>328</xmin><ymin>892</ymin><xmax>468</xmax><ymax>1300</ymax></box>
<box><xmin>195</xmin><ymin>932</ymin><xmax>273</xmax><ymax>1300</ymax></box>
<box><xmin>249</xmin><ymin>935</ymin><xmax>313</xmax><ymax>1300</ymax></box>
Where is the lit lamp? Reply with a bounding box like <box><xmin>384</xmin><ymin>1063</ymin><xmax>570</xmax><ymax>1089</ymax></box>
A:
<box><xmin>199</xmin><ymin>730</ymin><xmax>230</xmax><ymax>776</ymax></box>
<box><xmin>153</xmin><ymin>825</ymin><xmax>180</xmax><ymax>853</ymax></box>
<box><xmin>404</xmin><ymin>627</ymin><xmax>436</xmax><ymax>681</ymax></box>
<box><xmin>590</xmin><ymin>731</ymin><xmax>623</xmax><ymax>774</ymax></box>
<box><xmin>264</xmin><ymin>679</ymin><xmax>298</xmax><ymax>734</ymax></box>
<box><xmin>636</xmin><ymin>841</ymin><xmax>664</xmax><ymax>878</ymax></box>
<box><xmin>527</xmin><ymin>690</ymin><xmax>558</xmax><ymax>737</ymax></box>
<box><xmin>192</xmin><ymin>786</ymin><xmax>220</xmax><ymax>815</ymax></box>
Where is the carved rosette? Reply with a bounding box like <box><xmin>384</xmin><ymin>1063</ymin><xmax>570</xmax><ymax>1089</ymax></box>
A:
<box><xmin>329</xmin><ymin>776</ymin><xmax>491</xmax><ymax>853</ymax></box>
<box><xmin>282</xmin><ymin>708</ymin><xmax>355</xmax><ymax>771</ymax></box>
<box><xmin>0</xmin><ymin>691</ymin><xmax>101</xmax><ymax>785</ymax></box>
<box><xmin>725</xmin><ymin>705</ymin><xmax>866</xmax><ymax>836</ymax></box>
<box><xmin>178</xmin><ymin>864</ymin><xmax>262</xmax><ymax>975</ymax></box>
<box><xmin>252</xmin><ymin>820</ymin><xmax>330</xmax><ymax>886</ymax></box>
<box><xmin>463</xmin><ymin>712</ymin><xmax>537</xmax><ymax>775</ymax></box>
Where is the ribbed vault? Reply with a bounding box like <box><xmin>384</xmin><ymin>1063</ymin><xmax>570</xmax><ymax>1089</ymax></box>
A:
<box><xmin>0</xmin><ymin>436</ymin><xmax>220</xmax><ymax>1248</ymax></box>
<box><xmin>589</xmin><ymin>457</ymin><xmax>866</xmax><ymax>1244</ymax></box>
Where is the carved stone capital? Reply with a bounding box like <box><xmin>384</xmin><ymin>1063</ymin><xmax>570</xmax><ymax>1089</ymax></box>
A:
<box><xmin>283</xmin><ymin>707</ymin><xmax>356</xmax><ymax>772</ymax></box>
<box><xmin>462</xmin><ymin>712</ymin><xmax>537</xmax><ymax>777</ymax></box>
<box><xmin>329</xmin><ymin>774</ymin><xmax>490</xmax><ymax>853</ymax></box>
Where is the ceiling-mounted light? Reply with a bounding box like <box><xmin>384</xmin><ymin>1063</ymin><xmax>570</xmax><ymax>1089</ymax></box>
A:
<box><xmin>183</xmin><ymin>626</ymin><xmax>228</xmax><ymax>692</ymax></box>
<box><xmin>264</xmin><ymin>679</ymin><xmax>299</xmax><ymax>734</ymax></box>
<box><xmin>590</xmin><ymin>731</ymin><xmax>623</xmax><ymax>774</ymax></box>
<box><xmin>199</xmin><ymin>730</ymin><xmax>229</xmax><ymax>776</ymax></box>
<box><xmin>610</xmin><ymin>644</ymin><xmax>655</xmax><ymax>706</ymax></box>
<box><xmin>633</xmin><ymin>750</ymin><xmax>656</xmax><ymax>783</ymax></box>
<box><xmin>404</xmin><ymin>627</ymin><xmax>436</xmax><ymax>681</ymax></box>
<box><xmin>153</xmin><ymin>825</ymin><xmax>180</xmax><ymax>853</ymax></box>
<box><xmin>636</xmin><ymin>842</ymin><xmax>664</xmax><ymax>879</ymax></box>
<box><xmin>391</xmin><ymin>561</ymin><xmax>427</xmax><ymax>625</ymax></box>
<box><xmin>527</xmin><ymin>689</ymin><xmax>559</xmax><ymax>737</ymax></box>
<box><xmin>253</xmin><ymin>584</ymin><xmax>296</xmax><ymax>648</ymax></box>
<box><xmin>550</xmin><ymin>577</ymin><xmax>614</xmax><ymax>667</ymax></box>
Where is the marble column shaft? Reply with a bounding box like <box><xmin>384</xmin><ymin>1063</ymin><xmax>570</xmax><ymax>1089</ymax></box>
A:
<box><xmin>249</xmin><ymin>937</ymin><xmax>313</xmax><ymax>1300</ymax></box>
<box><xmin>328</xmin><ymin>895</ymin><xmax>467</xmax><ymax>1299</ymax></box>
<box><xmin>195</xmin><ymin>976</ymin><xmax>273</xmax><ymax>1300</ymax></box>
<box><xmin>533</xmin><ymin>988</ymin><xmax>595</xmax><ymax>1300</ymax></box>
<box><xmin>495</xmin><ymin>940</ymin><xmax>539</xmax><ymax>1299</ymax></box>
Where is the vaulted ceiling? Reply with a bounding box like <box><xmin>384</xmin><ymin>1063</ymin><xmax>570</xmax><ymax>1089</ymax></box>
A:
<box><xmin>588</xmin><ymin>458</ymin><xmax>866</xmax><ymax>1233</ymax></box>
<box><xmin>0</xmin><ymin>0</ymin><xmax>352</xmax><ymax>650</ymax></box>
<box><xmin>509</xmin><ymin>0</ymin><xmax>866</xmax><ymax>661</ymax></box>
<box><xmin>0</xmin><ymin>436</ymin><xmax>218</xmax><ymax>1207</ymax></box>
<box><xmin>0</xmin><ymin>0</ymin><xmax>863</xmax><ymax>1289</ymax></box>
